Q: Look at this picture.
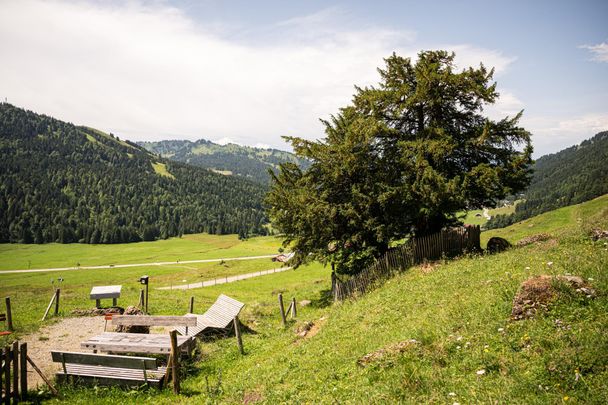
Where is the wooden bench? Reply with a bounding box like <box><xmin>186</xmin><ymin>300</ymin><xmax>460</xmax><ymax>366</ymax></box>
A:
<box><xmin>175</xmin><ymin>294</ymin><xmax>245</xmax><ymax>337</ymax></box>
<box><xmin>51</xmin><ymin>351</ymin><xmax>166</xmax><ymax>388</ymax></box>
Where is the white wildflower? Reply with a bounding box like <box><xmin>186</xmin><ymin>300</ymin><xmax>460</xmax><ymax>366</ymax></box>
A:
<box><xmin>476</xmin><ymin>369</ymin><xmax>486</xmax><ymax>375</ymax></box>
<box><xmin>498</xmin><ymin>327</ymin><xmax>504</xmax><ymax>332</ymax></box>
<box><xmin>448</xmin><ymin>392</ymin><xmax>456</xmax><ymax>396</ymax></box>
<box><xmin>546</xmin><ymin>261</ymin><xmax>553</xmax><ymax>266</ymax></box>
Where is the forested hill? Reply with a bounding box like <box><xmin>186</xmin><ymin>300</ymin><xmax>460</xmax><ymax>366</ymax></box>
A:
<box><xmin>0</xmin><ymin>103</ymin><xmax>268</xmax><ymax>244</ymax></box>
<box><xmin>487</xmin><ymin>131</ymin><xmax>608</xmax><ymax>228</ymax></box>
<box><xmin>138</xmin><ymin>139</ymin><xmax>309</xmax><ymax>184</ymax></box>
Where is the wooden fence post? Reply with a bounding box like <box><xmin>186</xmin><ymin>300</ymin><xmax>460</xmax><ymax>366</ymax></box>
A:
<box><xmin>278</xmin><ymin>294</ymin><xmax>287</xmax><ymax>327</ymax></box>
<box><xmin>189</xmin><ymin>296</ymin><xmax>194</xmax><ymax>313</ymax></box>
<box><xmin>5</xmin><ymin>297</ymin><xmax>13</xmax><ymax>332</ymax></box>
<box><xmin>54</xmin><ymin>289</ymin><xmax>60</xmax><ymax>316</ymax></box>
<box><xmin>291</xmin><ymin>297</ymin><xmax>297</xmax><ymax>318</ymax></box>
<box><xmin>26</xmin><ymin>355</ymin><xmax>57</xmax><ymax>396</ymax></box>
<box><xmin>20</xmin><ymin>343</ymin><xmax>27</xmax><ymax>401</ymax></box>
<box><xmin>234</xmin><ymin>316</ymin><xmax>244</xmax><ymax>355</ymax></box>
<box><xmin>138</xmin><ymin>289</ymin><xmax>144</xmax><ymax>309</ymax></box>
<box><xmin>144</xmin><ymin>283</ymin><xmax>149</xmax><ymax>314</ymax></box>
<box><xmin>169</xmin><ymin>330</ymin><xmax>180</xmax><ymax>394</ymax></box>
<box><xmin>12</xmin><ymin>341</ymin><xmax>18</xmax><ymax>403</ymax></box>
<box><xmin>4</xmin><ymin>346</ymin><xmax>11</xmax><ymax>405</ymax></box>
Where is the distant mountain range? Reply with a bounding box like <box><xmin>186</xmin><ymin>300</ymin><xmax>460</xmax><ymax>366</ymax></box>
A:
<box><xmin>487</xmin><ymin>131</ymin><xmax>608</xmax><ymax>228</ymax></box>
<box><xmin>0</xmin><ymin>104</ymin><xmax>268</xmax><ymax>243</ymax></box>
<box><xmin>138</xmin><ymin>139</ymin><xmax>309</xmax><ymax>184</ymax></box>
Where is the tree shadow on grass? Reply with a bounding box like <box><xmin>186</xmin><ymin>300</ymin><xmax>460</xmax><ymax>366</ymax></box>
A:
<box><xmin>310</xmin><ymin>288</ymin><xmax>333</xmax><ymax>308</ymax></box>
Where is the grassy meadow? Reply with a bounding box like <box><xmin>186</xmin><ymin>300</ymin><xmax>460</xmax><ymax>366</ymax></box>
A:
<box><xmin>0</xmin><ymin>234</ymin><xmax>282</xmax><ymax>271</ymax></box>
<box><xmin>0</xmin><ymin>195</ymin><xmax>607</xmax><ymax>403</ymax></box>
<box><xmin>462</xmin><ymin>203</ymin><xmax>517</xmax><ymax>227</ymax></box>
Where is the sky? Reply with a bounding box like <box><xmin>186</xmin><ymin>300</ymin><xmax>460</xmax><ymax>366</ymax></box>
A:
<box><xmin>0</xmin><ymin>0</ymin><xmax>606</xmax><ymax>157</ymax></box>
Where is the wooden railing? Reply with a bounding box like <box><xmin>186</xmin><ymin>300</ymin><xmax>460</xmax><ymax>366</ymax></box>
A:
<box><xmin>331</xmin><ymin>226</ymin><xmax>481</xmax><ymax>301</ymax></box>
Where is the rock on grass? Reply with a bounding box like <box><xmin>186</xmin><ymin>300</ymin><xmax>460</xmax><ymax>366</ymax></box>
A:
<box><xmin>511</xmin><ymin>275</ymin><xmax>596</xmax><ymax>320</ymax></box>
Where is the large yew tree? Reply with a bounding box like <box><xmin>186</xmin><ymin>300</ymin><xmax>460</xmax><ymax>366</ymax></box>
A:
<box><xmin>267</xmin><ymin>51</ymin><xmax>533</xmax><ymax>275</ymax></box>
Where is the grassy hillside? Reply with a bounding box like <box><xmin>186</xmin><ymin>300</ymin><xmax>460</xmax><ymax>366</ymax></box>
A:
<box><xmin>0</xmin><ymin>103</ymin><xmax>268</xmax><ymax>244</ymax></box>
<box><xmin>3</xmin><ymin>195</ymin><xmax>607</xmax><ymax>403</ymax></box>
<box><xmin>138</xmin><ymin>139</ymin><xmax>310</xmax><ymax>184</ymax></box>
<box><xmin>487</xmin><ymin>131</ymin><xmax>608</xmax><ymax>229</ymax></box>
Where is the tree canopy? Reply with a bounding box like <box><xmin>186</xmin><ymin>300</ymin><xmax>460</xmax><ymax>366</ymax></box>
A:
<box><xmin>266</xmin><ymin>50</ymin><xmax>533</xmax><ymax>275</ymax></box>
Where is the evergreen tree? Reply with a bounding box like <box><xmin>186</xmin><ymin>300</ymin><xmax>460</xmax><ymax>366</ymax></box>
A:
<box><xmin>267</xmin><ymin>51</ymin><xmax>533</xmax><ymax>275</ymax></box>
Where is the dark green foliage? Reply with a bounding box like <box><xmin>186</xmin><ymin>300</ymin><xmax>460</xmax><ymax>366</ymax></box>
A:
<box><xmin>0</xmin><ymin>103</ymin><xmax>268</xmax><ymax>243</ymax></box>
<box><xmin>487</xmin><ymin>131</ymin><xmax>608</xmax><ymax>229</ymax></box>
<box><xmin>267</xmin><ymin>51</ymin><xmax>533</xmax><ymax>275</ymax></box>
<box><xmin>138</xmin><ymin>139</ymin><xmax>310</xmax><ymax>184</ymax></box>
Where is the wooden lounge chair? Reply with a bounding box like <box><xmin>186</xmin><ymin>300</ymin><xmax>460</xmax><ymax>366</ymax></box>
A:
<box><xmin>175</xmin><ymin>294</ymin><xmax>245</xmax><ymax>337</ymax></box>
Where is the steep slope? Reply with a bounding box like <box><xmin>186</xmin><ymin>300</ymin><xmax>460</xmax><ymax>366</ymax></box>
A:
<box><xmin>0</xmin><ymin>103</ymin><xmax>268</xmax><ymax>243</ymax></box>
<box><xmin>139</xmin><ymin>139</ymin><xmax>309</xmax><ymax>184</ymax></box>
<box><xmin>487</xmin><ymin>131</ymin><xmax>608</xmax><ymax>228</ymax></box>
<box><xmin>190</xmin><ymin>195</ymin><xmax>608</xmax><ymax>403</ymax></box>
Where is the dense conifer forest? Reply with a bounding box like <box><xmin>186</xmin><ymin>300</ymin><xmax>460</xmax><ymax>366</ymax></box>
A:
<box><xmin>487</xmin><ymin>131</ymin><xmax>608</xmax><ymax>228</ymax></box>
<box><xmin>138</xmin><ymin>139</ymin><xmax>309</xmax><ymax>184</ymax></box>
<box><xmin>0</xmin><ymin>104</ymin><xmax>268</xmax><ymax>244</ymax></box>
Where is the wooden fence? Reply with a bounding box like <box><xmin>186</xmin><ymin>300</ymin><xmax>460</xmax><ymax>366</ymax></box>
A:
<box><xmin>1</xmin><ymin>341</ymin><xmax>27</xmax><ymax>404</ymax></box>
<box><xmin>331</xmin><ymin>226</ymin><xmax>481</xmax><ymax>301</ymax></box>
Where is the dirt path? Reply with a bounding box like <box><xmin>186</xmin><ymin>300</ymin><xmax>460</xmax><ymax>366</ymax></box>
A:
<box><xmin>20</xmin><ymin>316</ymin><xmax>106</xmax><ymax>389</ymax></box>
<box><xmin>0</xmin><ymin>254</ymin><xmax>278</xmax><ymax>274</ymax></box>
<box><xmin>157</xmin><ymin>266</ymin><xmax>292</xmax><ymax>290</ymax></box>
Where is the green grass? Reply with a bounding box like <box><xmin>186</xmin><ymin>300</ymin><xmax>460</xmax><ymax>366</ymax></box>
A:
<box><xmin>0</xmin><ymin>234</ymin><xmax>282</xmax><ymax>271</ymax></box>
<box><xmin>463</xmin><ymin>203</ymin><xmax>517</xmax><ymax>227</ymax></box>
<box><xmin>3</xmin><ymin>196</ymin><xmax>608</xmax><ymax>403</ymax></box>
<box><xmin>151</xmin><ymin>161</ymin><xmax>176</xmax><ymax>179</ymax></box>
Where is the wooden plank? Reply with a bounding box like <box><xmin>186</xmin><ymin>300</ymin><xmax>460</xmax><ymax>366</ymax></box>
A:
<box><xmin>169</xmin><ymin>331</ymin><xmax>179</xmax><ymax>394</ymax></box>
<box><xmin>19</xmin><ymin>343</ymin><xmax>27</xmax><ymax>401</ymax></box>
<box><xmin>56</xmin><ymin>373</ymin><xmax>163</xmax><ymax>389</ymax></box>
<box><xmin>12</xmin><ymin>342</ymin><xmax>18</xmax><ymax>403</ymax></box>
<box><xmin>112</xmin><ymin>316</ymin><xmax>196</xmax><ymax>327</ymax></box>
<box><xmin>51</xmin><ymin>351</ymin><xmax>157</xmax><ymax>369</ymax></box>
<box><xmin>80</xmin><ymin>333</ymin><xmax>192</xmax><ymax>355</ymax></box>
<box><xmin>5</xmin><ymin>346</ymin><xmax>11</xmax><ymax>405</ymax></box>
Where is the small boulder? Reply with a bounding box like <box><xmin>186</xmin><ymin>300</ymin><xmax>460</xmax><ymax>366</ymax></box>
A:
<box><xmin>357</xmin><ymin>339</ymin><xmax>418</xmax><ymax>367</ymax></box>
<box><xmin>516</xmin><ymin>233</ymin><xmax>552</xmax><ymax>247</ymax></box>
<box><xmin>487</xmin><ymin>237</ymin><xmax>511</xmax><ymax>253</ymax></box>
<box><xmin>511</xmin><ymin>275</ymin><xmax>596</xmax><ymax>320</ymax></box>
<box><xmin>114</xmin><ymin>306</ymin><xmax>149</xmax><ymax>334</ymax></box>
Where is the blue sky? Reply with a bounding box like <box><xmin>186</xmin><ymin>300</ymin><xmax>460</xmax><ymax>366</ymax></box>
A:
<box><xmin>0</xmin><ymin>0</ymin><xmax>606</xmax><ymax>156</ymax></box>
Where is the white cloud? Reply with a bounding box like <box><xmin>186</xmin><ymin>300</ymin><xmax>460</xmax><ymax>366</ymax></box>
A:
<box><xmin>524</xmin><ymin>113</ymin><xmax>608</xmax><ymax>156</ymax></box>
<box><xmin>580</xmin><ymin>42</ymin><xmax>608</xmax><ymax>63</ymax></box>
<box><xmin>0</xmin><ymin>0</ymin><xmax>518</xmax><ymax>150</ymax></box>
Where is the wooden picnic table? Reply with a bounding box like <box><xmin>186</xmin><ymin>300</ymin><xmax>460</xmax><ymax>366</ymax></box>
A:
<box><xmin>80</xmin><ymin>332</ymin><xmax>193</xmax><ymax>355</ymax></box>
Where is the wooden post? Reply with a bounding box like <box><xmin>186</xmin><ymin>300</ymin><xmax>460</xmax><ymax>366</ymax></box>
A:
<box><xmin>26</xmin><ymin>355</ymin><xmax>57</xmax><ymax>396</ymax></box>
<box><xmin>41</xmin><ymin>291</ymin><xmax>56</xmax><ymax>321</ymax></box>
<box><xmin>12</xmin><ymin>342</ymin><xmax>18</xmax><ymax>403</ymax></box>
<box><xmin>144</xmin><ymin>283</ymin><xmax>149</xmax><ymax>314</ymax></box>
<box><xmin>4</xmin><ymin>346</ymin><xmax>11</xmax><ymax>405</ymax></box>
<box><xmin>20</xmin><ymin>343</ymin><xmax>27</xmax><ymax>401</ymax></box>
<box><xmin>234</xmin><ymin>316</ymin><xmax>244</xmax><ymax>354</ymax></box>
<box><xmin>54</xmin><ymin>289</ymin><xmax>60</xmax><ymax>316</ymax></box>
<box><xmin>291</xmin><ymin>298</ymin><xmax>297</xmax><ymax>318</ymax></box>
<box><xmin>5</xmin><ymin>297</ymin><xmax>13</xmax><ymax>332</ymax></box>
<box><xmin>278</xmin><ymin>293</ymin><xmax>287</xmax><ymax>327</ymax></box>
<box><xmin>189</xmin><ymin>296</ymin><xmax>194</xmax><ymax>313</ymax></box>
<box><xmin>169</xmin><ymin>330</ymin><xmax>180</xmax><ymax>394</ymax></box>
